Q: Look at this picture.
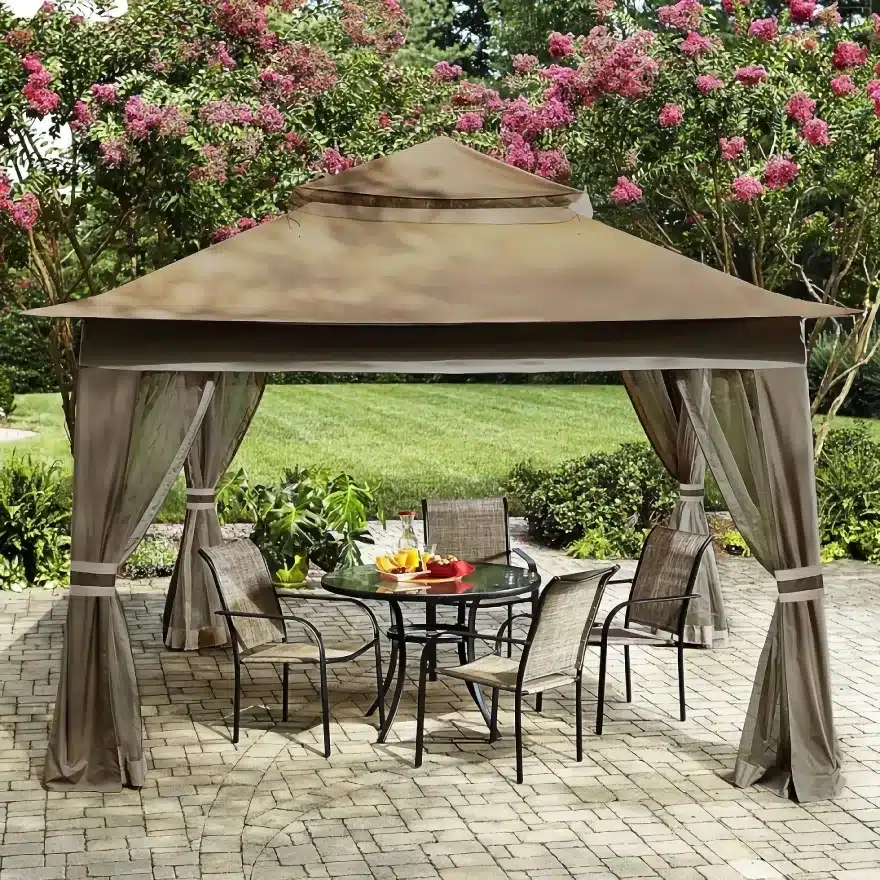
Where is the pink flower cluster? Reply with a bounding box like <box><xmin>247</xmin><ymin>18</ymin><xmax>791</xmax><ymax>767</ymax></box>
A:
<box><xmin>280</xmin><ymin>131</ymin><xmax>307</xmax><ymax>151</ymax></box>
<box><xmin>657</xmin><ymin>0</ymin><xmax>703</xmax><ymax>32</ymax></box>
<box><xmin>609</xmin><ymin>176</ymin><xmax>643</xmax><ymax>205</ymax></box>
<box><xmin>340</xmin><ymin>0</ymin><xmax>407</xmax><ymax>55</ymax></box>
<box><xmin>594</xmin><ymin>0</ymin><xmax>615</xmax><ymax>18</ymax></box>
<box><xmin>451</xmin><ymin>81</ymin><xmax>503</xmax><ymax>110</ymax></box>
<box><xmin>21</xmin><ymin>55</ymin><xmax>60</xmax><ymax>118</ymax></box>
<box><xmin>721</xmin><ymin>0</ymin><xmax>749</xmax><ymax>14</ymax></box>
<box><xmin>535</xmin><ymin>149</ymin><xmax>571</xmax><ymax>183</ymax></box>
<box><xmin>785</xmin><ymin>90</ymin><xmax>815</xmax><ymax>124</ymax></box>
<box><xmin>511</xmin><ymin>54</ymin><xmax>538</xmax><ymax>74</ymax></box>
<box><xmin>91</xmin><ymin>83</ymin><xmax>118</xmax><ymax>104</ymax></box>
<box><xmin>3</xmin><ymin>28</ymin><xmax>32</xmax><ymax>50</ymax></box>
<box><xmin>190</xmin><ymin>145</ymin><xmax>228</xmax><ymax>182</ymax></box>
<box><xmin>503</xmin><ymin>134</ymin><xmax>536</xmax><ymax>172</ymax></box>
<box><xmin>212</xmin><ymin>0</ymin><xmax>275</xmax><ymax>50</ymax></box>
<box><xmin>377</xmin><ymin>111</ymin><xmax>392</xmax><ymax>128</ymax></box>
<box><xmin>124</xmin><ymin>96</ymin><xmax>189</xmax><ymax>139</ymax></box>
<box><xmin>580</xmin><ymin>29</ymin><xmax>660</xmax><ymax>101</ymax></box>
<box><xmin>679</xmin><ymin>31</ymin><xmax>713</xmax><ymax>57</ymax></box>
<box><xmin>763</xmin><ymin>155</ymin><xmax>798</xmax><ymax>189</ymax></box>
<box><xmin>734</xmin><ymin>65</ymin><xmax>768</xmax><ymax>85</ymax></box>
<box><xmin>201</xmin><ymin>98</ymin><xmax>254</xmax><ymax>125</ymax></box>
<box><xmin>868</xmin><ymin>80</ymin><xmax>880</xmax><ymax>116</ymax></box>
<box><xmin>696</xmin><ymin>73</ymin><xmax>724</xmax><ymax>93</ymax></box>
<box><xmin>455</xmin><ymin>112</ymin><xmax>483</xmax><ymax>132</ymax></box>
<box><xmin>748</xmin><ymin>17</ymin><xmax>777</xmax><ymax>42</ymax></box>
<box><xmin>0</xmin><ymin>175</ymin><xmax>41</xmax><ymax>230</ymax></box>
<box><xmin>316</xmin><ymin>147</ymin><xmax>356</xmax><ymax>174</ymax></box>
<box><xmin>500</xmin><ymin>95</ymin><xmax>574</xmax><ymax>142</ymax></box>
<box><xmin>832</xmin><ymin>41</ymin><xmax>868</xmax><ymax>70</ymax></box>
<box><xmin>659</xmin><ymin>103</ymin><xmax>684</xmax><ymax>126</ymax></box>
<box><xmin>432</xmin><ymin>61</ymin><xmax>462</xmax><ymax>81</ymax></box>
<box><xmin>814</xmin><ymin>6</ymin><xmax>841</xmax><ymax>27</ymax></box>
<box><xmin>98</xmin><ymin>138</ymin><xmax>129</xmax><ymax>169</ymax></box>
<box><xmin>210</xmin><ymin>41</ymin><xmax>237</xmax><ymax>70</ymax></box>
<box><xmin>70</xmin><ymin>100</ymin><xmax>93</xmax><ymax>133</ymax></box>
<box><xmin>830</xmin><ymin>75</ymin><xmax>855</xmax><ymax>96</ymax></box>
<box><xmin>212</xmin><ymin>215</ymin><xmax>274</xmax><ymax>243</ymax></box>
<box><xmin>719</xmin><ymin>136</ymin><xmax>745</xmax><ymax>160</ymax></box>
<box><xmin>731</xmin><ymin>175</ymin><xmax>763</xmax><ymax>202</ymax></box>
<box><xmin>255</xmin><ymin>104</ymin><xmax>284</xmax><ymax>132</ymax></box>
<box><xmin>802</xmin><ymin>118</ymin><xmax>829</xmax><ymax>146</ymax></box>
<box><xmin>789</xmin><ymin>0</ymin><xmax>815</xmax><ymax>23</ymax></box>
<box><xmin>256</xmin><ymin>43</ymin><xmax>337</xmax><ymax>106</ymax></box>
<box><xmin>548</xmin><ymin>32</ymin><xmax>575</xmax><ymax>58</ymax></box>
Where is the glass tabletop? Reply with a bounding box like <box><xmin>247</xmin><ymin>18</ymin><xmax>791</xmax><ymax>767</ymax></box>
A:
<box><xmin>321</xmin><ymin>563</ymin><xmax>540</xmax><ymax>603</ymax></box>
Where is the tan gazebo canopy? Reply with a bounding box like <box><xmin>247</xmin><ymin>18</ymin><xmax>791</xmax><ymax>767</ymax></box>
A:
<box><xmin>29</xmin><ymin>136</ymin><xmax>848</xmax><ymax>802</ymax></box>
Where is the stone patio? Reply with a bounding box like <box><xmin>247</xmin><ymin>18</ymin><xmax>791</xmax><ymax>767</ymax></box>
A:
<box><xmin>3</xmin><ymin>526</ymin><xmax>880</xmax><ymax>880</ymax></box>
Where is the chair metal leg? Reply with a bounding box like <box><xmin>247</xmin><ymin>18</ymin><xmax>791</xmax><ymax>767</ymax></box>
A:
<box><xmin>233</xmin><ymin>657</ymin><xmax>241</xmax><ymax>745</ymax></box>
<box><xmin>596</xmin><ymin>640</ymin><xmax>608</xmax><ymax>736</ymax></box>
<box><xmin>678</xmin><ymin>641</ymin><xmax>686</xmax><ymax>722</ymax></box>
<box><xmin>367</xmin><ymin>633</ymin><xmax>397</xmax><ymax>717</ymax></box>
<box><xmin>514</xmin><ymin>690</ymin><xmax>524</xmax><ymax>784</ymax></box>
<box><xmin>415</xmin><ymin>646</ymin><xmax>431</xmax><ymax>768</ymax></box>
<box><xmin>489</xmin><ymin>688</ymin><xmax>500</xmax><ymax>743</ymax></box>
<box><xmin>319</xmin><ymin>659</ymin><xmax>331</xmax><ymax>758</ymax></box>
<box><xmin>506</xmin><ymin>606</ymin><xmax>513</xmax><ymax>658</ymax></box>
<box><xmin>535</xmin><ymin>693</ymin><xmax>543</xmax><ymax>713</ymax></box>
<box><xmin>624</xmin><ymin>646</ymin><xmax>632</xmax><ymax>703</ymax></box>
<box><xmin>373</xmin><ymin>639</ymin><xmax>386</xmax><ymax>729</ymax></box>
<box><xmin>282</xmin><ymin>664</ymin><xmax>289</xmax><ymax>722</ymax></box>
<box><xmin>426</xmin><ymin>603</ymin><xmax>438</xmax><ymax>682</ymax></box>
<box><xmin>377</xmin><ymin>601</ymin><xmax>407</xmax><ymax>744</ymax></box>
<box><xmin>575</xmin><ymin>673</ymin><xmax>583</xmax><ymax>762</ymax></box>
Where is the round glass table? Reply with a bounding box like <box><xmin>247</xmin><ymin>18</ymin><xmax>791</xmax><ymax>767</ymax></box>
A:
<box><xmin>321</xmin><ymin>563</ymin><xmax>541</xmax><ymax>742</ymax></box>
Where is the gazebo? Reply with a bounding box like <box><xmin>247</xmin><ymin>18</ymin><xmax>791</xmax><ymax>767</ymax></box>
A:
<box><xmin>29</xmin><ymin>136</ymin><xmax>849</xmax><ymax>802</ymax></box>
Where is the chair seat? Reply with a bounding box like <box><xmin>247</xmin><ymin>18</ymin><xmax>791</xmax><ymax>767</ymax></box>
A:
<box><xmin>588</xmin><ymin>625</ymin><xmax>674</xmax><ymax>646</ymax></box>
<box><xmin>438</xmin><ymin>654</ymin><xmax>575</xmax><ymax>694</ymax></box>
<box><xmin>243</xmin><ymin>639</ymin><xmax>371</xmax><ymax>664</ymax></box>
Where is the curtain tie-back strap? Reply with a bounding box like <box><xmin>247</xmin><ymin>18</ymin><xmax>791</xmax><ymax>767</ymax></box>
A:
<box><xmin>186</xmin><ymin>487</ymin><xmax>217</xmax><ymax>510</ymax></box>
<box><xmin>679</xmin><ymin>483</ymin><xmax>704</xmax><ymax>499</ymax></box>
<box><xmin>775</xmin><ymin>564</ymin><xmax>824</xmax><ymax>603</ymax></box>
<box><xmin>69</xmin><ymin>560</ymin><xmax>118</xmax><ymax>597</ymax></box>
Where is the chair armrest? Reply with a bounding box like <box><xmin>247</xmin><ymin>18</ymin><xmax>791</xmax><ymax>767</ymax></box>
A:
<box><xmin>494</xmin><ymin>613</ymin><xmax>533</xmax><ymax>645</ymax></box>
<box><xmin>215</xmin><ymin>610</ymin><xmax>326</xmax><ymax>656</ymax></box>
<box><xmin>595</xmin><ymin>594</ymin><xmax>700</xmax><ymax>644</ymax></box>
<box><xmin>511</xmin><ymin>547</ymin><xmax>538</xmax><ymax>574</ymax></box>
<box><xmin>276</xmin><ymin>591</ymin><xmax>380</xmax><ymax>640</ymax></box>
<box><xmin>608</xmin><ymin>578</ymin><xmax>633</xmax><ymax>585</ymax></box>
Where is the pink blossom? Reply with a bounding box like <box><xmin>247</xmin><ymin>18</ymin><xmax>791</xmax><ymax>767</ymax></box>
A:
<box><xmin>280</xmin><ymin>131</ymin><xmax>306</xmax><ymax>151</ymax></box>
<box><xmin>502</xmin><ymin>97</ymin><xmax>544</xmax><ymax>140</ymax></box>
<box><xmin>23</xmin><ymin>79</ymin><xmax>60</xmax><ymax>117</ymax></box>
<box><xmin>657</xmin><ymin>0</ymin><xmax>703</xmax><ymax>31</ymax></box>
<box><xmin>801</xmin><ymin>35</ymin><xmax>819</xmax><ymax>51</ymax></box>
<box><xmin>4</xmin><ymin>29</ymin><xmax>32</xmax><ymax>50</ymax></box>
<box><xmin>789</xmin><ymin>0</ymin><xmax>815</xmax><ymax>22</ymax></box>
<box><xmin>39</xmin><ymin>1</ymin><xmax>54</xmax><ymax>13</ymax></box>
<box><xmin>748</xmin><ymin>17</ymin><xmax>777</xmax><ymax>41</ymax></box>
<box><xmin>719</xmin><ymin>136</ymin><xmax>746</xmax><ymax>160</ymax></box>
<box><xmin>21</xmin><ymin>54</ymin><xmax>44</xmax><ymax>74</ymax></box>
<box><xmin>455</xmin><ymin>112</ymin><xmax>484</xmax><ymax>132</ymax></box>
<box><xmin>432</xmin><ymin>61</ymin><xmax>462</xmax><ymax>82</ymax></box>
<box><xmin>785</xmin><ymin>90</ymin><xmax>816</xmax><ymax>123</ymax></box>
<box><xmin>659</xmin><ymin>103</ymin><xmax>684</xmax><ymax>126</ymax></box>
<box><xmin>377</xmin><ymin>111</ymin><xmax>392</xmax><ymax>128</ymax></box>
<box><xmin>317</xmin><ymin>147</ymin><xmax>355</xmax><ymax>174</ymax></box>
<box><xmin>512</xmin><ymin>54</ymin><xmax>539</xmax><ymax>73</ymax></box>
<box><xmin>255</xmin><ymin>104</ymin><xmax>284</xmax><ymax>132</ymax></box>
<box><xmin>832</xmin><ymin>41</ymin><xmax>868</xmax><ymax>69</ymax></box>
<box><xmin>735</xmin><ymin>65</ymin><xmax>768</xmax><ymax>85</ymax></box>
<box><xmin>872</xmin><ymin>13</ymin><xmax>880</xmax><ymax>36</ymax></box>
<box><xmin>26</xmin><ymin>70</ymin><xmax>52</xmax><ymax>89</ymax></box>
<box><xmin>70</xmin><ymin>100</ymin><xmax>93</xmax><ymax>133</ymax></box>
<box><xmin>535</xmin><ymin>149</ymin><xmax>572</xmax><ymax>183</ymax></box>
<box><xmin>592</xmin><ymin>32</ymin><xmax>661</xmax><ymax>100</ymax></box>
<box><xmin>802</xmin><ymin>118</ymin><xmax>829</xmax><ymax>145</ymax></box>
<box><xmin>830</xmin><ymin>75</ymin><xmax>855</xmax><ymax>96</ymax></box>
<box><xmin>213</xmin><ymin>0</ymin><xmax>271</xmax><ymax>46</ymax></box>
<box><xmin>236</xmin><ymin>217</ymin><xmax>258</xmax><ymax>231</ymax></box>
<box><xmin>763</xmin><ymin>155</ymin><xmax>798</xmax><ymax>189</ymax></box>
<box><xmin>594</xmin><ymin>0</ymin><xmax>615</xmax><ymax>18</ymax></box>
<box><xmin>722</xmin><ymin>0</ymin><xmax>749</xmax><ymax>13</ymax></box>
<box><xmin>210</xmin><ymin>41</ymin><xmax>237</xmax><ymax>69</ymax></box>
<box><xmin>731</xmin><ymin>175</ymin><xmax>764</xmax><ymax>201</ymax></box>
<box><xmin>609</xmin><ymin>176</ymin><xmax>643</xmax><ymax>205</ymax></box>
<box><xmin>696</xmin><ymin>73</ymin><xmax>725</xmax><ymax>93</ymax></box>
<box><xmin>200</xmin><ymin>98</ymin><xmax>238</xmax><ymax>125</ymax></box>
<box><xmin>539</xmin><ymin>96</ymin><xmax>574</xmax><ymax>129</ymax></box>
<box><xmin>98</xmin><ymin>138</ymin><xmax>129</xmax><ymax>169</ymax></box>
<box><xmin>451</xmin><ymin>81</ymin><xmax>503</xmax><ymax>110</ymax></box>
<box><xmin>0</xmin><ymin>172</ymin><xmax>10</xmax><ymax>204</ymax></box>
<box><xmin>91</xmin><ymin>83</ymin><xmax>118</xmax><ymax>105</ymax></box>
<box><xmin>190</xmin><ymin>145</ymin><xmax>227</xmax><ymax>182</ymax></box>
<box><xmin>70</xmin><ymin>13</ymin><xmax>84</xmax><ymax>24</ymax></box>
<box><xmin>212</xmin><ymin>225</ymin><xmax>238</xmax><ymax>243</ymax></box>
<box><xmin>680</xmin><ymin>31</ymin><xmax>713</xmax><ymax>56</ymax></box>
<box><xmin>503</xmin><ymin>133</ymin><xmax>536</xmax><ymax>172</ymax></box>
<box><xmin>157</xmin><ymin>106</ymin><xmax>189</xmax><ymax>137</ymax></box>
<box><xmin>548</xmin><ymin>31</ymin><xmax>575</xmax><ymax>58</ymax></box>
<box><xmin>814</xmin><ymin>5</ymin><xmax>841</xmax><ymax>26</ymax></box>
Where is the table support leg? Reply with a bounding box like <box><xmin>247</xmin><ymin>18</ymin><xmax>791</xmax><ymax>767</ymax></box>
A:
<box><xmin>377</xmin><ymin>600</ymin><xmax>407</xmax><ymax>744</ymax></box>
<box><xmin>462</xmin><ymin>600</ymin><xmax>491</xmax><ymax>729</ymax></box>
<box><xmin>426</xmin><ymin>604</ymin><xmax>437</xmax><ymax>682</ymax></box>
<box><xmin>367</xmin><ymin>634</ymin><xmax>397</xmax><ymax>717</ymax></box>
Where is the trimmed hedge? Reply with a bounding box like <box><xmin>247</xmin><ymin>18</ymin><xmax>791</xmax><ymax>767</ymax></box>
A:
<box><xmin>0</xmin><ymin>289</ymin><xmax>58</xmax><ymax>394</ymax></box>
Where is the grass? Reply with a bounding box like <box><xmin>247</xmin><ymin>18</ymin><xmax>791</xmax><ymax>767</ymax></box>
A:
<box><xmin>5</xmin><ymin>384</ymin><xmax>879</xmax><ymax>521</ymax></box>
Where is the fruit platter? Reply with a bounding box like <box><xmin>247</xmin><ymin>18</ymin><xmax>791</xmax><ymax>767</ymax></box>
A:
<box><xmin>375</xmin><ymin>550</ymin><xmax>476</xmax><ymax>582</ymax></box>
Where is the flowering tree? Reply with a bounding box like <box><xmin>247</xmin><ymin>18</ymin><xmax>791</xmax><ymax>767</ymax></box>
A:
<box><xmin>497</xmin><ymin>4</ymin><xmax>880</xmax><ymax>455</ymax></box>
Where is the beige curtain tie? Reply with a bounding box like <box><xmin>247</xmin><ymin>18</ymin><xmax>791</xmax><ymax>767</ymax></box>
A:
<box><xmin>775</xmin><ymin>564</ymin><xmax>824</xmax><ymax>603</ymax></box>
<box><xmin>186</xmin><ymin>487</ymin><xmax>217</xmax><ymax>510</ymax></box>
<box><xmin>678</xmin><ymin>483</ymin><xmax>704</xmax><ymax>499</ymax></box>
<box><xmin>69</xmin><ymin>560</ymin><xmax>118</xmax><ymax>597</ymax></box>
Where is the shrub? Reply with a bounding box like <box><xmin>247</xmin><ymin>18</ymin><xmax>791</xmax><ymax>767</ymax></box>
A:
<box><xmin>809</xmin><ymin>332</ymin><xmax>880</xmax><ymax>419</ymax></box>
<box><xmin>268</xmin><ymin>373</ymin><xmax>622</xmax><ymax>385</ymax></box>
<box><xmin>123</xmin><ymin>535</ymin><xmax>179</xmax><ymax>579</ymax></box>
<box><xmin>0</xmin><ymin>456</ymin><xmax>71</xmax><ymax>590</ymax></box>
<box><xmin>815</xmin><ymin>425</ymin><xmax>880</xmax><ymax>562</ymax></box>
<box><xmin>505</xmin><ymin>442</ymin><xmax>677</xmax><ymax>557</ymax></box>
<box><xmin>0</xmin><ymin>367</ymin><xmax>14</xmax><ymax>421</ymax></box>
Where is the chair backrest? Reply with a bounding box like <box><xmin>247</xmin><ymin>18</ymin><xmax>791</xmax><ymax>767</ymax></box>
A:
<box><xmin>626</xmin><ymin>525</ymin><xmax>714</xmax><ymax>635</ymax></box>
<box><xmin>199</xmin><ymin>539</ymin><xmax>284</xmax><ymax>652</ymax></box>
<box><xmin>422</xmin><ymin>497</ymin><xmax>510</xmax><ymax>562</ymax></box>
<box><xmin>520</xmin><ymin>566</ymin><xmax>618</xmax><ymax>683</ymax></box>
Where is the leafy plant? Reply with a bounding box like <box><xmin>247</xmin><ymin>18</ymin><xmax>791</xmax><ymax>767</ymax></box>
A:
<box><xmin>0</xmin><ymin>455</ymin><xmax>71</xmax><ymax>589</ymax></box>
<box><xmin>0</xmin><ymin>367</ymin><xmax>15</xmax><ymax>421</ymax></box>
<box><xmin>250</xmin><ymin>465</ymin><xmax>380</xmax><ymax>577</ymax></box>
<box><xmin>505</xmin><ymin>442</ymin><xmax>676</xmax><ymax>556</ymax></box>
<box><xmin>123</xmin><ymin>535</ymin><xmax>178</xmax><ymax>579</ymax></box>
<box><xmin>215</xmin><ymin>467</ymin><xmax>258</xmax><ymax>525</ymax></box>
<box><xmin>0</xmin><ymin>555</ymin><xmax>27</xmax><ymax>593</ymax></box>
<box><xmin>715</xmin><ymin>528</ymin><xmax>751</xmax><ymax>558</ymax></box>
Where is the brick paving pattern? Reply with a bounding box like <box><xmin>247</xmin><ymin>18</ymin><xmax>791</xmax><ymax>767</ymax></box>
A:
<box><xmin>2</xmin><ymin>522</ymin><xmax>880</xmax><ymax>879</ymax></box>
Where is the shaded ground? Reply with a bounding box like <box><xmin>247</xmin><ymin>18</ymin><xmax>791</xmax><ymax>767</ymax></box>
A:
<box><xmin>1</xmin><ymin>530</ymin><xmax>879</xmax><ymax>880</ymax></box>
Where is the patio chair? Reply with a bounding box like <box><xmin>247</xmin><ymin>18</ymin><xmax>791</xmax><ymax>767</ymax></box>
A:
<box><xmin>414</xmin><ymin>565</ymin><xmax>619</xmax><ymax>784</ymax></box>
<box><xmin>199</xmin><ymin>539</ymin><xmax>384</xmax><ymax>756</ymax></box>
<box><xmin>588</xmin><ymin>525</ymin><xmax>713</xmax><ymax>735</ymax></box>
<box><xmin>421</xmin><ymin>497</ymin><xmax>539</xmax><ymax>661</ymax></box>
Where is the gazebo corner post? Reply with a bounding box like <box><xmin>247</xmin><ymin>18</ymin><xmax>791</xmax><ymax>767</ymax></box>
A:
<box><xmin>677</xmin><ymin>364</ymin><xmax>844</xmax><ymax>802</ymax></box>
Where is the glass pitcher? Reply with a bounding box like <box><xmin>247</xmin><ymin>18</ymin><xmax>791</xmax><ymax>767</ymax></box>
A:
<box><xmin>396</xmin><ymin>511</ymin><xmax>420</xmax><ymax>553</ymax></box>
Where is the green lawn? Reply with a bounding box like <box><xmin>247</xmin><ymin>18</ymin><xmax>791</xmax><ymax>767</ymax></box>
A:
<box><xmin>5</xmin><ymin>384</ymin><xmax>877</xmax><ymax>521</ymax></box>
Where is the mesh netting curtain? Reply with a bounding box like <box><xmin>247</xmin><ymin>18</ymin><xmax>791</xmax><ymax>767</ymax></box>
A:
<box><xmin>45</xmin><ymin>368</ymin><xmax>216</xmax><ymax>791</ymax></box>
<box><xmin>163</xmin><ymin>372</ymin><xmax>265</xmax><ymax>651</ymax></box>
<box><xmin>677</xmin><ymin>367</ymin><xmax>842</xmax><ymax>801</ymax></box>
<box><xmin>623</xmin><ymin>370</ymin><xmax>727</xmax><ymax>647</ymax></box>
